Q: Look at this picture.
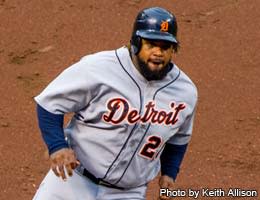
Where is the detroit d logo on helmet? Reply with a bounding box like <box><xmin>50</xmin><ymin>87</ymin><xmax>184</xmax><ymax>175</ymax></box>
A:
<box><xmin>160</xmin><ymin>21</ymin><xmax>169</xmax><ymax>32</ymax></box>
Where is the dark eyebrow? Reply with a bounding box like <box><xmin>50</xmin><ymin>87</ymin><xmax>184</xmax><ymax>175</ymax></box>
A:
<box><xmin>148</xmin><ymin>40</ymin><xmax>172</xmax><ymax>49</ymax></box>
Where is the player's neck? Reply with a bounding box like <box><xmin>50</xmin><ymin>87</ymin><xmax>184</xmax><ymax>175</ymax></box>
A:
<box><xmin>126</xmin><ymin>44</ymin><xmax>142</xmax><ymax>75</ymax></box>
<box><xmin>130</xmin><ymin>51</ymin><xmax>143</xmax><ymax>76</ymax></box>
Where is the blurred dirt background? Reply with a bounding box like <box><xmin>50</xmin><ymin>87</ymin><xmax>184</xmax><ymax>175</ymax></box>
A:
<box><xmin>0</xmin><ymin>0</ymin><xmax>259</xmax><ymax>199</ymax></box>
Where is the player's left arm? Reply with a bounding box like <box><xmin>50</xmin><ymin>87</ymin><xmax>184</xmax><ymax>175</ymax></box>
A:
<box><xmin>159</xmin><ymin>109</ymin><xmax>197</xmax><ymax>199</ymax></box>
<box><xmin>158</xmin><ymin>143</ymin><xmax>188</xmax><ymax>200</ymax></box>
<box><xmin>160</xmin><ymin>143</ymin><xmax>188</xmax><ymax>183</ymax></box>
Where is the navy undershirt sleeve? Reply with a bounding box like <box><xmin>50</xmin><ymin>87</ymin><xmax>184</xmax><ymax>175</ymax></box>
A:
<box><xmin>160</xmin><ymin>143</ymin><xmax>188</xmax><ymax>181</ymax></box>
<box><xmin>36</xmin><ymin>104</ymin><xmax>68</xmax><ymax>155</ymax></box>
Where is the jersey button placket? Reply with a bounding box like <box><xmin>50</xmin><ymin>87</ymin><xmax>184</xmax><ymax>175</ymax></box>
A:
<box><xmin>140</xmin><ymin>123</ymin><xmax>146</xmax><ymax>130</ymax></box>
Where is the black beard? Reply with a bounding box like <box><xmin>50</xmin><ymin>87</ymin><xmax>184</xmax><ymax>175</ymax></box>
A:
<box><xmin>136</xmin><ymin>56</ymin><xmax>172</xmax><ymax>81</ymax></box>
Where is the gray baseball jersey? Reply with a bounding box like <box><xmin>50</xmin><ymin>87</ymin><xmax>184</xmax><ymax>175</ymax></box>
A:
<box><xmin>35</xmin><ymin>46</ymin><xmax>197</xmax><ymax>188</ymax></box>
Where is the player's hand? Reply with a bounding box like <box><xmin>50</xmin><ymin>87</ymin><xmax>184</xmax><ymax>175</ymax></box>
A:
<box><xmin>50</xmin><ymin>148</ymin><xmax>80</xmax><ymax>181</ymax></box>
<box><xmin>158</xmin><ymin>175</ymin><xmax>175</xmax><ymax>200</ymax></box>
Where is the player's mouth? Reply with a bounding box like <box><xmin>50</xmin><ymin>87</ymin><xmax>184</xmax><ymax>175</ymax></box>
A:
<box><xmin>148</xmin><ymin>59</ymin><xmax>164</xmax><ymax>68</ymax></box>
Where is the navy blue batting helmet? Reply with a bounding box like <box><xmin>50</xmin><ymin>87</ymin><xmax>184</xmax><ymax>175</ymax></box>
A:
<box><xmin>131</xmin><ymin>7</ymin><xmax>178</xmax><ymax>54</ymax></box>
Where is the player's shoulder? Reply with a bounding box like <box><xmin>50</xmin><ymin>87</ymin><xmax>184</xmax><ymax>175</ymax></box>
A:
<box><xmin>173</xmin><ymin>64</ymin><xmax>198</xmax><ymax>103</ymax></box>
<box><xmin>80</xmin><ymin>48</ymin><xmax>121</xmax><ymax>63</ymax></box>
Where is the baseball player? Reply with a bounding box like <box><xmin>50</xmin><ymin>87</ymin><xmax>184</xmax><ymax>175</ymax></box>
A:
<box><xmin>33</xmin><ymin>7</ymin><xmax>197</xmax><ymax>200</ymax></box>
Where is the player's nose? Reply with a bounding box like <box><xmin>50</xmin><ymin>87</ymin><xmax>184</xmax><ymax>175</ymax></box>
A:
<box><xmin>152</xmin><ymin>46</ymin><xmax>163</xmax><ymax>57</ymax></box>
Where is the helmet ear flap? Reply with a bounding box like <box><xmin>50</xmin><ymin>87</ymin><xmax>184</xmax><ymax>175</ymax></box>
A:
<box><xmin>130</xmin><ymin>35</ymin><xmax>141</xmax><ymax>55</ymax></box>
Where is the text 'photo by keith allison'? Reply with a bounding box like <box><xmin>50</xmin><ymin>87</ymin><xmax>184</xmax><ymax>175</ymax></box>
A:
<box><xmin>160</xmin><ymin>188</ymin><xmax>258</xmax><ymax>198</ymax></box>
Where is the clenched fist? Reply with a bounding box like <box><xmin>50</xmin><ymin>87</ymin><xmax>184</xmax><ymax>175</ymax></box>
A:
<box><xmin>50</xmin><ymin>148</ymin><xmax>80</xmax><ymax>181</ymax></box>
<box><xmin>158</xmin><ymin>175</ymin><xmax>175</xmax><ymax>200</ymax></box>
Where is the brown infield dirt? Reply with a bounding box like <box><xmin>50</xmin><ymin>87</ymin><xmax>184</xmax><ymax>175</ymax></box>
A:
<box><xmin>0</xmin><ymin>0</ymin><xmax>259</xmax><ymax>199</ymax></box>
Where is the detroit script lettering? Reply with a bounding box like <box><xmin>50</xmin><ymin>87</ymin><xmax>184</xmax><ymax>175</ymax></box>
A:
<box><xmin>103</xmin><ymin>98</ymin><xmax>186</xmax><ymax>125</ymax></box>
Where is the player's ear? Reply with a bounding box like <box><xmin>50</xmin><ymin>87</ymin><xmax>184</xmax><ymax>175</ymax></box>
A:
<box><xmin>172</xmin><ymin>42</ymin><xmax>180</xmax><ymax>53</ymax></box>
<box><xmin>130</xmin><ymin>36</ymin><xmax>142</xmax><ymax>55</ymax></box>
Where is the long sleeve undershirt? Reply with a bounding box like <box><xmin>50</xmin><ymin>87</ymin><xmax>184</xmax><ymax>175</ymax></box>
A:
<box><xmin>160</xmin><ymin>143</ymin><xmax>188</xmax><ymax>181</ymax></box>
<box><xmin>36</xmin><ymin>104</ymin><xmax>68</xmax><ymax>155</ymax></box>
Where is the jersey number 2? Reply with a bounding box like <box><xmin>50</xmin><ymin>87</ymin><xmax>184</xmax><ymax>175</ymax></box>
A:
<box><xmin>139</xmin><ymin>136</ymin><xmax>162</xmax><ymax>159</ymax></box>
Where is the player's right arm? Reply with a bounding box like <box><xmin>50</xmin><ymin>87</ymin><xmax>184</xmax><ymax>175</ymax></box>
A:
<box><xmin>34</xmin><ymin>59</ymin><xmax>93</xmax><ymax>179</ymax></box>
<box><xmin>37</xmin><ymin>104</ymin><xmax>79</xmax><ymax>180</ymax></box>
<box><xmin>36</xmin><ymin>104</ymin><xmax>79</xmax><ymax>180</ymax></box>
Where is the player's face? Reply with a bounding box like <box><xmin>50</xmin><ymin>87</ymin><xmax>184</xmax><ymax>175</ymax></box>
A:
<box><xmin>136</xmin><ymin>39</ymin><xmax>174</xmax><ymax>81</ymax></box>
